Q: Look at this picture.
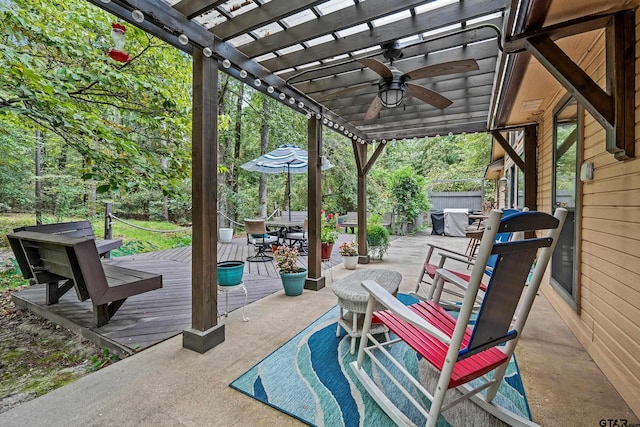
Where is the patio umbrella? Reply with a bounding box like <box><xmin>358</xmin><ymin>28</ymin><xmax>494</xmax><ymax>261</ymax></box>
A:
<box><xmin>240</xmin><ymin>144</ymin><xmax>333</xmax><ymax>220</ymax></box>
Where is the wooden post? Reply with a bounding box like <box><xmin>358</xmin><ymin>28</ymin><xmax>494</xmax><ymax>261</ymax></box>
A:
<box><xmin>523</xmin><ymin>125</ymin><xmax>538</xmax><ymax>212</ymax></box>
<box><xmin>183</xmin><ymin>49</ymin><xmax>224</xmax><ymax>353</ymax></box>
<box><xmin>103</xmin><ymin>202</ymin><xmax>113</xmax><ymax>259</ymax></box>
<box><xmin>356</xmin><ymin>143</ymin><xmax>369</xmax><ymax>264</ymax></box>
<box><xmin>305</xmin><ymin>116</ymin><xmax>325</xmax><ymax>291</ymax></box>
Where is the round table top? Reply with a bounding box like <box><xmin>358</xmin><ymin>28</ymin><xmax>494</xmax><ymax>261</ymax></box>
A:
<box><xmin>332</xmin><ymin>269</ymin><xmax>402</xmax><ymax>313</ymax></box>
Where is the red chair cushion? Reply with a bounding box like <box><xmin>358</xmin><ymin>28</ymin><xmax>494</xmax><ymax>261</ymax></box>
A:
<box><xmin>373</xmin><ymin>300</ymin><xmax>508</xmax><ymax>388</ymax></box>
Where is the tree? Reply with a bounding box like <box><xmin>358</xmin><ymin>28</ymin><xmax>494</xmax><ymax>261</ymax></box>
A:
<box><xmin>1</xmin><ymin>0</ymin><xmax>192</xmax><ymax>198</ymax></box>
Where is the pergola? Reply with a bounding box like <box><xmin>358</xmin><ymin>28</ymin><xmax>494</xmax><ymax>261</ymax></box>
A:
<box><xmin>83</xmin><ymin>0</ymin><xmax>634</xmax><ymax>353</ymax></box>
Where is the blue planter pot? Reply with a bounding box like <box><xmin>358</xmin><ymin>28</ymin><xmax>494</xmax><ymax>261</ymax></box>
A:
<box><xmin>279</xmin><ymin>268</ymin><xmax>307</xmax><ymax>296</ymax></box>
<box><xmin>217</xmin><ymin>261</ymin><xmax>244</xmax><ymax>286</ymax></box>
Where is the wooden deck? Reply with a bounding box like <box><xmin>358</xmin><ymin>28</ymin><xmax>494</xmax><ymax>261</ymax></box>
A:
<box><xmin>11</xmin><ymin>238</ymin><xmax>343</xmax><ymax>357</ymax></box>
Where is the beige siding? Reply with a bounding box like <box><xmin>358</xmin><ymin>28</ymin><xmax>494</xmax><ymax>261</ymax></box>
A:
<box><xmin>534</xmin><ymin>9</ymin><xmax>640</xmax><ymax>415</ymax></box>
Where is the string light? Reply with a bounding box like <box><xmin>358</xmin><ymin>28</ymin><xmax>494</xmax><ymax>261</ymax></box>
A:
<box><xmin>131</xmin><ymin>10</ymin><xmax>144</xmax><ymax>22</ymax></box>
<box><xmin>222</xmin><ymin>59</ymin><xmax>231</xmax><ymax>68</ymax></box>
<box><xmin>253</xmin><ymin>78</ymin><xmax>261</xmax><ymax>86</ymax></box>
<box><xmin>327</xmin><ymin>121</ymin><xmax>333</xmax><ymax>127</ymax></box>
<box><xmin>278</xmin><ymin>93</ymin><xmax>286</xmax><ymax>100</ymax></box>
<box><xmin>322</xmin><ymin>118</ymin><xmax>328</xmax><ymax>125</ymax></box>
<box><xmin>316</xmin><ymin>113</ymin><xmax>322</xmax><ymax>119</ymax></box>
<box><xmin>178</xmin><ymin>34</ymin><xmax>189</xmax><ymax>45</ymax></box>
<box><xmin>333</xmin><ymin>123</ymin><xmax>339</xmax><ymax>129</ymax></box>
<box><xmin>288</xmin><ymin>97</ymin><xmax>295</xmax><ymax>104</ymax></box>
<box><xmin>267</xmin><ymin>86</ymin><xmax>274</xmax><ymax>93</ymax></box>
<box><xmin>239</xmin><ymin>69</ymin><xmax>247</xmax><ymax>78</ymax></box>
<box><xmin>298</xmin><ymin>101</ymin><xmax>304</xmax><ymax>109</ymax></box>
<box><xmin>203</xmin><ymin>47</ymin><xmax>212</xmax><ymax>57</ymax></box>
<box><xmin>306</xmin><ymin>113</ymin><xmax>312</xmax><ymax>119</ymax></box>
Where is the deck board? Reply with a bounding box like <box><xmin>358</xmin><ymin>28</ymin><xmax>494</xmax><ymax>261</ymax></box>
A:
<box><xmin>11</xmin><ymin>238</ymin><xmax>342</xmax><ymax>356</ymax></box>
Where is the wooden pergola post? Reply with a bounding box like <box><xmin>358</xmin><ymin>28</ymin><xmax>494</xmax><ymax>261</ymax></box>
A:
<box><xmin>183</xmin><ymin>49</ymin><xmax>224</xmax><ymax>353</ymax></box>
<box><xmin>355</xmin><ymin>142</ymin><xmax>369</xmax><ymax>264</ymax></box>
<box><xmin>305</xmin><ymin>116</ymin><xmax>325</xmax><ymax>291</ymax></box>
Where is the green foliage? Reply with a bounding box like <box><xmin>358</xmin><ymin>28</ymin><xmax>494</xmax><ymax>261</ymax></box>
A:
<box><xmin>1</xmin><ymin>0</ymin><xmax>193</xmax><ymax>196</ymax></box>
<box><xmin>86</xmin><ymin>347</ymin><xmax>120</xmax><ymax>373</ymax></box>
<box><xmin>0</xmin><ymin>259</ymin><xmax>30</xmax><ymax>291</ymax></box>
<box><xmin>390</xmin><ymin>166</ymin><xmax>430</xmax><ymax>224</ymax></box>
<box><xmin>366</xmin><ymin>222</ymin><xmax>390</xmax><ymax>260</ymax></box>
<box><xmin>320</xmin><ymin>211</ymin><xmax>339</xmax><ymax>244</ymax></box>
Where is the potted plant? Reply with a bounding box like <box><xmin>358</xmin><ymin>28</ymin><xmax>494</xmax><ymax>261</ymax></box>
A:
<box><xmin>216</xmin><ymin>260</ymin><xmax>244</xmax><ymax>286</ymax></box>
<box><xmin>338</xmin><ymin>240</ymin><xmax>359</xmax><ymax>270</ymax></box>
<box><xmin>367</xmin><ymin>220</ymin><xmax>390</xmax><ymax>260</ymax></box>
<box><xmin>320</xmin><ymin>211</ymin><xmax>339</xmax><ymax>260</ymax></box>
<box><xmin>273</xmin><ymin>245</ymin><xmax>307</xmax><ymax>296</ymax></box>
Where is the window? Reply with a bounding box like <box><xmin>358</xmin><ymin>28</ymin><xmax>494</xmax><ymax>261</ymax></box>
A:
<box><xmin>551</xmin><ymin>96</ymin><xmax>580</xmax><ymax>310</ymax></box>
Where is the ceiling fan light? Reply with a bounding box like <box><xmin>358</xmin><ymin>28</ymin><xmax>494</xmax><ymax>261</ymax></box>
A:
<box><xmin>379</xmin><ymin>88</ymin><xmax>404</xmax><ymax>108</ymax></box>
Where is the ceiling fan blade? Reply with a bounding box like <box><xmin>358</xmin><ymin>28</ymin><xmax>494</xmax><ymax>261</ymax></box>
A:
<box><xmin>403</xmin><ymin>59</ymin><xmax>479</xmax><ymax>80</ymax></box>
<box><xmin>315</xmin><ymin>82</ymin><xmax>375</xmax><ymax>102</ymax></box>
<box><xmin>406</xmin><ymin>83</ymin><xmax>452</xmax><ymax>109</ymax></box>
<box><xmin>364</xmin><ymin>96</ymin><xmax>383</xmax><ymax>120</ymax></box>
<box><xmin>357</xmin><ymin>58</ymin><xmax>393</xmax><ymax>78</ymax></box>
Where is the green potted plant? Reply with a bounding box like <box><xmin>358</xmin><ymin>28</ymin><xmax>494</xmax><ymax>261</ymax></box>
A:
<box><xmin>273</xmin><ymin>245</ymin><xmax>307</xmax><ymax>296</ymax></box>
<box><xmin>338</xmin><ymin>240</ymin><xmax>359</xmax><ymax>270</ymax></box>
<box><xmin>320</xmin><ymin>210</ymin><xmax>339</xmax><ymax>260</ymax></box>
<box><xmin>367</xmin><ymin>218</ymin><xmax>390</xmax><ymax>260</ymax></box>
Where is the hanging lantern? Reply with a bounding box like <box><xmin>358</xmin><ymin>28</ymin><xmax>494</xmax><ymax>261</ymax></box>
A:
<box><xmin>107</xmin><ymin>22</ymin><xmax>130</xmax><ymax>62</ymax></box>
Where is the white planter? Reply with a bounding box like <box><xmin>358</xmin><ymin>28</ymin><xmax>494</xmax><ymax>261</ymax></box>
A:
<box><xmin>342</xmin><ymin>255</ymin><xmax>358</xmax><ymax>270</ymax></box>
<box><xmin>218</xmin><ymin>228</ymin><xmax>234</xmax><ymax>243</ymax></box>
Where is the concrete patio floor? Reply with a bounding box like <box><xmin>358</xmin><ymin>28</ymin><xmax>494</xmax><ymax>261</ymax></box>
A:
<box><xmin>0</xmin><ymin>231</ymin><xmax>637</xmax><ymax>426</ymax></box>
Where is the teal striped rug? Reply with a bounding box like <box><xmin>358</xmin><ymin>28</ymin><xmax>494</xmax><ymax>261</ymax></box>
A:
<box><xmin>230</xmin><ymin>294</ymin><xmax>531</xmax><ymax>426</ymax></box>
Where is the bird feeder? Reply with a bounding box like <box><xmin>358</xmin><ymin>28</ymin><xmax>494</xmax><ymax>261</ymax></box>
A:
<box><xmin>107</xmin><ymin>22</ymin><xmax>130</xmax><ymax>62</ymax></box>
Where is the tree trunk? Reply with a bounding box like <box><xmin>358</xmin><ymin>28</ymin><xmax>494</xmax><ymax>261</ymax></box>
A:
<box><xmin>258</xmin><ymin>95</ymin><xmax>270</xmax><ymax>218</ymax></box>
<box><xmin>217</xmin><ymin>74</ymin><xmax>230</xmax><ymax>226</ymax></box>
<box><xmin>228</xmin><ymin>83</ymin><xmax>244</xmax><ymax>224</ymax></box>
<box><xmin>35</xmin><ymin>130</ymin><xmax>43</xmax><ymax>225</ymax></box>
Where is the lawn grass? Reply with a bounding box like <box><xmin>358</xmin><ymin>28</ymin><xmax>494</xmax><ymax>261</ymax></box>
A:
<box><xmin>0</xmin><ymin>213</ymin><xmax>192</xmax><ymax>291</ymax></box>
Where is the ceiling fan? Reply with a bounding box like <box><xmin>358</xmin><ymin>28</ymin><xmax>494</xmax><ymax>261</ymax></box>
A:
<box><xmin>354</xmin><ymin>41</ymin><xmax>479</xmax><ymax>120</ymax></box>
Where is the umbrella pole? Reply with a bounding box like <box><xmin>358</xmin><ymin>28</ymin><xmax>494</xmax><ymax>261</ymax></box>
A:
<box><xmin>287</xmin><ymin>164</ymin><xmax>291</xmax><ymax>221</ymax></box>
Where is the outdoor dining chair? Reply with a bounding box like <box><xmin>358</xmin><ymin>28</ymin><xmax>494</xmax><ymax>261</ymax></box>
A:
<box><xmin>244</xmin><ymin>219</ymin><xmax>279</xmax><ymax>262</ymax></box>
<box><xmin>284</xmin><ymin>219</ymin><xmax>308</xmax><ymax>255</ymax></box>
<box><xmin>351</xmin><ymin>208</ymin><xmax>567</xmax><ymax>427</ymax></box>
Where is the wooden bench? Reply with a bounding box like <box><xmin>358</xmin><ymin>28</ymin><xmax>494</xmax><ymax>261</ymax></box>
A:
<box><xmin>8</xmin><ymin>231</ymin><xmax>162</xmax><ymax>327</ymax></box>
<box><xmin>14</xmin><ymin>220</ymin><xmax>122</xmax><ymax>258</ymax></box>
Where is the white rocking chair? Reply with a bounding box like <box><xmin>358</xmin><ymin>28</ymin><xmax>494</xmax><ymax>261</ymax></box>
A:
<box><xmin>351</xmin><ymin>208</ymin><xmax>567</xmax><ymax>427</ymax></box>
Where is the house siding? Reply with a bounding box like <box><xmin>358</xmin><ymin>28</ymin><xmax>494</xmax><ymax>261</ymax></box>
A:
<box><xmin>533</xmin><ymin>15</ymin><xmax>640</xmax><ymax>415</ymax></box>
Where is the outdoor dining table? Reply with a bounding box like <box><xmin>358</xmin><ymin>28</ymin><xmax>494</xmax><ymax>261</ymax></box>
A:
<box><xmin>265</xmin><ymin>219</ymin><xmax>305</xmax><ymax>243</ymax></box>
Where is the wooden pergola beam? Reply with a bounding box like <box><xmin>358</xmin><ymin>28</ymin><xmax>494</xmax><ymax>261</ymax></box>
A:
<box><xmin>280</xmin><ymin>18</ymin><xmax>502</xmax><ymax>83</ymax></box>
<box><xmin>214</xmin><ymin>0</ymin><xmax>326</xmax><ymax>41</ymax></box>
<box><xmin>260</xmin><ymin>0</ymin><xmax>506</xmax><ymax>71</ymax></box>
<box><xmin>505</xmin><ymin>9</ymin><xmax>635</xmax><ymax>161</ymax></box>
<box><xmin>241</xmin><ymin>0</ymin><xmax>440</xmax><ymax>59</ymax></box>
<box><xmin>174</xmin><ymin>0</ymin><xmax>227</xmax><ymax>20</ymax></box>
<box><xmin>525</xmin><ymin>35</ymin><xmax>614</xmax><ymax>130</ymax></box>
<box><xmin>606</xmin><ymin>11</ymin><xmax>635</xmax><ymax>160</ymax></box>
<box><xmin>491</xmin><ymin>130</ymin><xmax>525</xmax><ymax>171</ymax></box>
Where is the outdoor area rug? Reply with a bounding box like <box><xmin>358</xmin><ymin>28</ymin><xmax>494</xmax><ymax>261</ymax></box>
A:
<box><xmin>230</xmin><ymin>294</ymin><xmax>531</xmax><ymax>426</ymax></box>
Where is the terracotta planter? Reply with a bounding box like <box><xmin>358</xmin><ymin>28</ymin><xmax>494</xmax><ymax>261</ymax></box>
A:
<box><xmin>342</xmin><ymin>255</ymin><xmax>358</xmax><ymax>270</ymax></box>
<box><xmin>321</xmin><ymin>242</ymin><xmax>334</xmax><ymax>260</ymax></box>
<box><xmin>280</xmin><ymin>268</ymin><xmax>307</xmax><ymax>296</ymax></box>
